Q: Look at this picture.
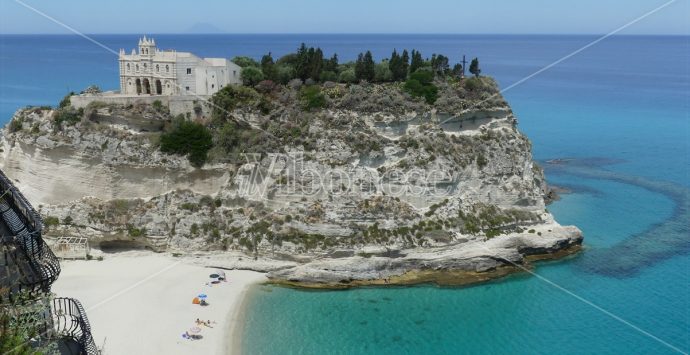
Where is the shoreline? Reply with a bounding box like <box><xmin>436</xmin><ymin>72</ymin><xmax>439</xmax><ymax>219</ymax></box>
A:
<box><xmin>50</xmin><ymin>240</ymin><xmax>580</xmax><ymax>354</ymax></box>
<box><xmin>226</xmin><ymin>282</ymin><xmax>260</xmax><ymax>355</ymax></box>
<box><xmin>269</xmin><ymin>244</ymin><xmax>583</xmax><ymax>290</ymax></box>
<box><xmin>51</xmin><ymin>251</ymin><xmax>267</xmax><ymax>355</ymax></box>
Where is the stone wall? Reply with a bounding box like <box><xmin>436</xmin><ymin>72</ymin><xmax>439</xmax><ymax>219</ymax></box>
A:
<box><xmin>70</xmin><ymin>94</ymin><xmax>212</xmax><ymax>117</ymax></box>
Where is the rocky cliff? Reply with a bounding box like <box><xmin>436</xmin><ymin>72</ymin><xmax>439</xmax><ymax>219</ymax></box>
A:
<box><xmin>0</xmin><ymin>77</ymin><xmax>582</xmax><ymax>287</ymax></box>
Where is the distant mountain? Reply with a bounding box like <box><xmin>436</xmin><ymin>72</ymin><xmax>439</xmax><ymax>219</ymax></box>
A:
<box><xmin>185</xmin><ymin>22</ymin><xmax>225</xmax><ymax>34</ymax></box>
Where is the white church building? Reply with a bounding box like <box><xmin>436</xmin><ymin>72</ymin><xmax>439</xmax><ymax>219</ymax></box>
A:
<box><xmin>118</xmin><ymin>36</ymin><xmax>242</xmax><ymax>96</ymax></box>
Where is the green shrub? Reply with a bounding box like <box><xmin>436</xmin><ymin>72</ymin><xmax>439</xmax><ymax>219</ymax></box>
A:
<box><xmin>8</xmin><ymin>118</ymin><xmax>23</xmax><ymax>133</ymax></box>
<box><xmin>160</xmin><ymin>119</ymin><xmax>213</xmax><ymax>168</ymax></box>
<box><xmin>59</xmin><ymin>92</ymin><xmax>74</xmax><ymax>108</ymax></box>
<box><xmin>374</xmin><ymin>62</ymin><xmax>393</xmax><ymax>82</ymax></box>
<box><xmin>403</xmin><ymin>79</ymin><xmax>438</xmax><ymax>104</ymax></box>
<box><xmin>232</xmin><ymin>56</ymin><xmax>260</xmax><ymax>68</ymax></box>
<box><xmin>275</xmin><ymin>64</ymin><xmax>296</xmax><ymax>84</ymax></box>
<box><xmin>127</xmin><ymin>225</ymin><xmax>146</xmax><ymax>237</ymax></box>
<box><xmin>209</xmin><ymin>85</ymin><xmax>260</xmax><ymax>121</ymax></box>
<box><xmin>464</xmin><ymin>77</ymin><xmax>484</xmax><ymax>91</ymax></box>
<box><xmin>476</xmin><ymin>154</ymin><xmax>488</xmax><ymax>168</ymax></box>
<box><xmin>300</xmin><ymin>86</ymin><xmax>327</xmax><ymax>110</ymax></box>
<box><xmin>338</xmin><ymin>68</ymin><xmax>357</xmax><ymax>83</ymax></box>
<box><xmin>180</xmin><ymin>202</ymin><xmax>199</xmax><ymax>212</ymax></box>
<box><xmin>152</xmin><ymin>100</ymin><xmax>163</xmax><ymax>112</ymax></box>
<box><xmin>409</xmin><ymin>70</ymin><xmax>434</xmax><ymax>85</ymax></box>
<box><xmin>485</xmin><ymin>229</ymin><xmax>501</xmax><ymax>238</ymax></box>
<box><xmin>319</xmin><ymin>70</ymin><xmax>338</xmax><ymax>82</ymax></box>
<box><xmin>54</xmin><ymin>108</ymin><xmax>82</xmax><ymax>127</ymax></box>
<box><xmin>240</xmin><ymin>66</ymin><xmax>264</xmax><ymax>86</ymax></box>
<box><xmin>44</xmin><ymin>216</ymin><xmax>60</xmax><ymax>229</ymax></box>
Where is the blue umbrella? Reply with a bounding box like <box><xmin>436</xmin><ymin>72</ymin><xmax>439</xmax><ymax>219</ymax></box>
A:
<box><xmin>198</xmin><ymin>294</ymin><xmax>207</xmax><ymax>299</ymax></box>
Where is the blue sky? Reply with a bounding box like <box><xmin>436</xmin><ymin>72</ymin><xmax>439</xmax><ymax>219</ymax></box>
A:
<box><xmin>1</xmin><ymin>0</ymin><xmax>688</xmax><ymax>35</ymax></box>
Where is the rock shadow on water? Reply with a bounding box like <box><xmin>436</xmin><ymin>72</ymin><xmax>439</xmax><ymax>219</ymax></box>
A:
<box><xmin>543</xmin><ymin>158</ymin><xmax>690</xmax><ymax>278</ymax></box>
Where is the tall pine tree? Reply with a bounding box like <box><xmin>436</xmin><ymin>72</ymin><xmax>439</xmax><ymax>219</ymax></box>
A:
<box><xmin>261</xmin><ymin>52</ymin><xmax>276</xmax><ymax>81</ymax></box>
<box><xmin>410</xmin><ymin>49</ymin><xmax>424</xmax><ymax>74</ymax></box>
<box><xmin>310</xmin><ymin>48</ymin><xmax>324</xmax><ymax>81</ymax></box>
<box><xmin>296</xmin><ymin>43</ymin><xmax>310</xmax><ymax>80</ymax></box>
<box><xmin>389</xmin><ymin>49</ymin><xmax>402</xmax><ymax>81</ymax></box>
<box><xmin>363</xmin><ymin>51</ymin><xmax>375</xmax><ymax>82</ymax></box>
<box><xmin>355</xmin><ymin>52</ymin><xmax>376</xmax><ymax>82</ymax></box>
<box><xmin>469</xmin><ymin>57</ymin><xmax>481</xmax><ymax>77</ymax></box>
<box><xmin>401</xmin><ymin>50</ymin><xmax>410</xmax><ymax>80</ymax></box>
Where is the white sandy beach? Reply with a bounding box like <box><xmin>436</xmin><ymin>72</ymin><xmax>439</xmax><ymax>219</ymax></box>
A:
<box><xmin>52</xmin><ymin>251</ymin><xmax>267</xmax><ymax>355</ymax></box>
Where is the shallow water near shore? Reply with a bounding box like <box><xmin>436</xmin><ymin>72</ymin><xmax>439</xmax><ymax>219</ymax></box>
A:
<box><xmin>1</xmin><ymin>34</ymin><xmax>688</xmax><ymax>354</ymax></box>
<box><xmin>238</xmin><ymin>36</ymin><xmax>689</xmax><ymax>354</ymax></box>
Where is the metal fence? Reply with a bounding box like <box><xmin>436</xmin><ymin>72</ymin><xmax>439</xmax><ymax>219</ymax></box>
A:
<box><xmin>52</xmin><ymin>297</ymin><xmax>100</xmax><ymax>355</ymax></box>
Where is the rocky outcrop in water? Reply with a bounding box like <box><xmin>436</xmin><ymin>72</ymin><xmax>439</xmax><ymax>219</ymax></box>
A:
<box><xmin>0</xmin><ymin>78</ymin><xmax>582</xmax><ymax>287</ymax></box>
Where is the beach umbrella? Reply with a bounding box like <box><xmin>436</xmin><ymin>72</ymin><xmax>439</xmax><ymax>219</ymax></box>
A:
<box><xmin>209</xmin><ymin>273</ymin><xmax>219</xmax><ymax>278</ymax></box>
<box><xmin>198</xmin><ymin>294</ymin><xmax>207</xmax><ymax>299</ymax></box>
<box><xmin>189</xmin><ymin>327</ymin><xmax>201</xmax><ymax>334</ymax></box>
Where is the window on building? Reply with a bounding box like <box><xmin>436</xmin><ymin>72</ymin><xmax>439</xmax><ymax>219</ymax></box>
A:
<box><xmin>211</xmin><ymin>84</ymin><xmax>215</xmax><ymax>89</ymax></box>
<box><xmin>166</xmin><ymin>65</ymin><xmax>169</xmax><ymax>72</ymax></box>
<box><xmin>143</xmin><ymin>63</ymin><xmax>147</xmax><ymax>69</ymax></box>
<box><xmin>156</xmin><ymin>65</ymin><xmax>159</xmax><ymax>72</ymax></box>
<box><xmin>126</xmin><ymin>63</ymin><xmax>130</xmax><ymax>72</ymax></box>
<box><xmin>136</xmin><ymin>64</ymin><xmax>139</xmax><ymax>71</ymax></box>
<box><xmin>233</xmin><ymin>70</ymin><xmax>237</xmax><ymax>76</ymax></box>
<box><xmin>185</xmin><ymin>86</ymin><xmax>190</xmax><ymax>91</ymax></box>
<box><xmin>187</xmin><ymin>68</ymin><xmax>192</xmax><ymax>75</ymax></box>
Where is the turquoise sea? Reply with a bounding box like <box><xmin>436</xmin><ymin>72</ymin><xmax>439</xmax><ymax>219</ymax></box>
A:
<box><xmin>1</xmin><ymin>34</ymin><xmax>688</xmax><ymax>354</ymax></box>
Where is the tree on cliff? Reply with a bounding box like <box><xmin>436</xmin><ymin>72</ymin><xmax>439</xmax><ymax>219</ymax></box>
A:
<box><xmin>240</xmin><ymin>66</ymin><xmax>264</xmax><ymax>86</ymax></box>
<box><xmin>295</xmin><ymin>43</ymin><xmax>325</xmax><ymax>81</ymax></box>
<box><xmin>389</xmin><ymin>49</ymin><xmax>409</xmax><ymax>81</ymax></box>
<box><xmin>401</xmin><ymin>49</ymin><xmax>410</xmax><ymax>79</ymax></box>
<box><xmin>160</xmin><ymin>118</ymin><xmax>213</xmax><ymax>168</ymax></box>
<box><xmin>430</xmin><ymin>54</ymin><xmax>450</xmax><ymax>76</ymax></box>
<box><xmin>355</xmin><ymin>51</ymin><xmax>375</xmax><ymax>82</ymax></box>
<box><xmin>409</xmin><ymin>50</ymin><xmax>424</xmax><ymax>73</ymax></box>
<box><xmin>469</xmin><ymin>57</ymin><xmax>481</xmax><ymax>77</ymax></box>
<box><xmin>261</xmin><ymin>52</ymin><xmax>277</xmax><ymax>81</ymax></box>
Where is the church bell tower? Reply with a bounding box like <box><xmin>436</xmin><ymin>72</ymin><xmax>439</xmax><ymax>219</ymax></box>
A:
<box><xmin>138</xmin><ymin>35</ymin><xmax>156</xmax><ymax>57</ymax></box>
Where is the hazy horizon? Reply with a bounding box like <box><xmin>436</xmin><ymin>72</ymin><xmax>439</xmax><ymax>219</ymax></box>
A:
<box><xmin>1</xmin><ymin>0</ymin><xmax>688</xmax><ymax>35</ymax></box>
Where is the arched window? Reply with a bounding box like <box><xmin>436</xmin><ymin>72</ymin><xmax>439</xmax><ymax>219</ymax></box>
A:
<box><xmin>166</xmin><ymin>65</ymin><xmax>169</xmax><ymax>72</ymax></box>
<box><xmin>136</xmin><ymin>64</ymin><xmax>139</xmax><ymax>71</ymax></box>
<box><xmin>143</xmin><ymin>63</ymin><xmax>147</xmax><ymax>69</ymax></box>
<box><xmin>126</xmin><ymin>63</ymin><xmax>130</xmax><ymax>72</ymax></box>
<box><xmin>156</xmin><ymin>64</ymin><xmax>159</xmax><ymax>72</ymax></box>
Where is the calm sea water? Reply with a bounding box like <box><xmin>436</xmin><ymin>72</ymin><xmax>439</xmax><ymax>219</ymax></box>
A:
<box><xmin>1</xmin><ymin>34</ymin><xmax>688</xmax><ymax>354</ymax></box>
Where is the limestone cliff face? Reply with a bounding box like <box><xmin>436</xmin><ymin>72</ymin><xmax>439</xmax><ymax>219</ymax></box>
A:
<box><xmin>0</xmin><ymin>79</ymin><xmax>581</xmax><ymax>286</ymax></box>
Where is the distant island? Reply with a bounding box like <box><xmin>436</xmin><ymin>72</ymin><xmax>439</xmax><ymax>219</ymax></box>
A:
<box><xmin>1</xmin><ymin>37</ymin><xmax>582</xmax><ymax>289</ymax></box>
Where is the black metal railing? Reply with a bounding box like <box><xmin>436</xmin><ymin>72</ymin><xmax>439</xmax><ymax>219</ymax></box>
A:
<box><xmin>0</xmin><ymin>205</ymin><xmax>61</xmax><ymax>301</ymax></box>
<box><xmin>51</xmin><ymin>297</ymin><xmax>99</xmax><ymax>355</ymax></box>
<box><xmin>0</xmin><ymin>169</ymin><xmax>98</xmax><ymax>354</ymax></box>
<box><xmin>0</xmin><ymin>169</ymin><xmax>43</xmax><ymax>234</ymax></box>
<box><xmin>0</xmin><ymin>169</ymin><xmax>61</xmax><ymax>301</ymax></box>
